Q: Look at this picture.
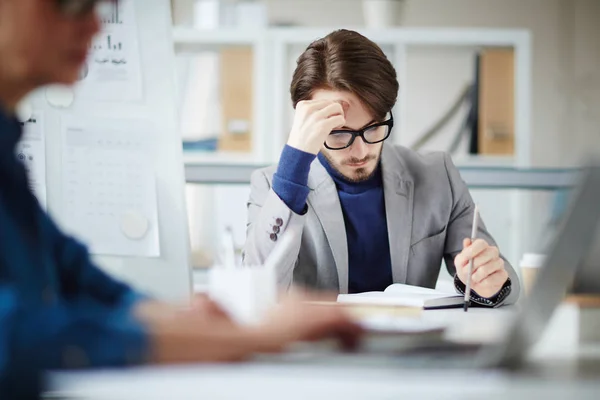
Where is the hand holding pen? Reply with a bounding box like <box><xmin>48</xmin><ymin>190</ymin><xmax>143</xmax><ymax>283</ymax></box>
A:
<box><xmin>454</xmin><ymin>205</ymin><xmax>510</xmax><ymax>309</ymax></box>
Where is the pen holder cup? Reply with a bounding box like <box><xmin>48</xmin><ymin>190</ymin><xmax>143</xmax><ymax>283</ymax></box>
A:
<box><xmin>207</xmin><ymin>266</ymin><xmax>277</xmax><ymax>325</ymax></box>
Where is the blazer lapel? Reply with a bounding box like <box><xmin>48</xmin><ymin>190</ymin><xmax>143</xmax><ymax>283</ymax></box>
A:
<box><xmin>381</xmin><ymin>144</ymin><xmax>414</xmax><ymax>284</ymax></box>
<box><xmin>307</xmin><ymin>159</ymin><xmax>349</xmax><ymax>293</ymax></box>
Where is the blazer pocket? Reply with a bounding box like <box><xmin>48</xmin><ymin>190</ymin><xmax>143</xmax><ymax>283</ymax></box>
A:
<box><xmin>410</xmin><ymin>226</ymin><xmax>447</xmax><ymax>248</ymax></box>
<box><xmin>408</xmin><ymin>229</ymin><xmax>447</xmax><ymax>287</ymax></box>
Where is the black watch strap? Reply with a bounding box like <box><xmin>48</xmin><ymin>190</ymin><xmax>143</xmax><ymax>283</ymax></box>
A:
<box><xmin>454</xmin><ymin>275</ymin><xmax>512</xmax><ymax>307</ymax></box>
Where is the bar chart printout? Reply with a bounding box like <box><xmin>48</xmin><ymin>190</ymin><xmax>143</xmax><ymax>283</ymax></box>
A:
<box><xmin>101</xmin><ymin>2</ymin><xmax>123</xmax><ymax>25</ymax></box>
<box><xmin>78</xmin><ymin>0</ymin><xmax>142</xmax><ymax>101</ymax></box>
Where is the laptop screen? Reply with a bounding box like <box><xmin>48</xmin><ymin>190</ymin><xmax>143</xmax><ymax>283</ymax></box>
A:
<box><xmin>494</xmin><ymin>165</ymin><xmax>600</xmax><ymax>367</ymax></box>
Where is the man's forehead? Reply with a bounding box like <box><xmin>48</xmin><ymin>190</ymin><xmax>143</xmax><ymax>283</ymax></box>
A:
<box><xmin>311</xmin><ymin>89</ymin><xmax>373</xmax><ymax>115</ymax></box>
<box><xmin>312</xmin><ymin>89</ymin><xmax>355</xmax><ymax>105</ymax></box>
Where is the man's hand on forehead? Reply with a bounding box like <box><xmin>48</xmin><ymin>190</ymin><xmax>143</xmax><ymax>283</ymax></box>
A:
<box><xmin>336</xmin><ymin>100</ymin><xmax>350</xmax><ymax>114</ymax></box>
<box><xmin>287</xmin><ymin>99</ymin><xmax>346</xmax><ymax>155</ymax></box>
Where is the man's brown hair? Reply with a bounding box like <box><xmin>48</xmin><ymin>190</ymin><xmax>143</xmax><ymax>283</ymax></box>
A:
<box><xmin>290</xmin><ymin>29</ymin><xmax>399</xmax><ymax>121</ymax></box>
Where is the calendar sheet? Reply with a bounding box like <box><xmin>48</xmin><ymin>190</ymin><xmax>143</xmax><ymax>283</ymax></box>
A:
<box><xmin>61</xmin><ymin>116</ymin><xmax>160</xmax><ymax>257</ymax></box>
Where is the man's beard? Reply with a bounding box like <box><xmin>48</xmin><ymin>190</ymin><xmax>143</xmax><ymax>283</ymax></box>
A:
<box><xmin>322</xmin><ymin>147</ymin><xmax>383</xmax><ymax>183</ymax></box>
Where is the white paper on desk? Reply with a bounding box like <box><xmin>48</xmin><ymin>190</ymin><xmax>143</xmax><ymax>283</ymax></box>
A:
<box><xmin>60</xmin><ymin>116</ymin><xmax>160</xmax><ymax>257</ymax></box>
<box><xmin>76</xmin><ymin>0</ymin><xmax>143</xmax><ymax>102</ymax></box>
<box><xmin>359</xmin><ymin>316</ymin><xmax>447</xmax><ymax>334</ymax></box>
<box><xmin>16</xmin><ymin>113</ymin><xmax>47</xmax><ymax>209</ymax></box>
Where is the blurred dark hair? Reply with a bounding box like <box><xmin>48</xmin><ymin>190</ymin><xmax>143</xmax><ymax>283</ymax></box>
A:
<box><xmin>290</xmin><ymin>29</ymin><xmax>399</xmax><ymax>121</ymax></box>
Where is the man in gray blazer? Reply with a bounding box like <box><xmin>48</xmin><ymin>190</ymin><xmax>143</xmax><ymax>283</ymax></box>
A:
<box><xmin>244</xmin><ymin>29</ymin><xmax>519</xmax><ymax>306</ymax></box>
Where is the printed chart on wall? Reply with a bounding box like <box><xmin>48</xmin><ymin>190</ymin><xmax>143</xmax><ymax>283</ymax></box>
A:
<box><xmin>16</xmin><ymin>113</ymin><xmax>47</xmax><ymax>209</ymax></box>
<box><xmin>61</xmin><ymin>116</ymin><xmax>160</xmax><ymax>257</ymax></box>
<box><xmin>77</xmin><ymin>0</ymin><xmax>143</xmax><ymax>101</ymax></box>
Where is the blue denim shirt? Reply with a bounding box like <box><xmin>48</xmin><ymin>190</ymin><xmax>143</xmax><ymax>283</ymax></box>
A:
<box><xmin>0</xmin><ymin>108</ymin><xmax>149</xmax><ymax>399</ymax></box>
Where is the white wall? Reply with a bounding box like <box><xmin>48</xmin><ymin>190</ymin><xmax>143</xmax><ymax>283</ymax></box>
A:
<box><xmin>570</xmin><ymin>0</ymin><xmax>600</xmax><ymax>162</ymax></box>
<box><xmin>266</xmin><ymin>0</ymin><xmax>365</xmax><ymax>26</ymax></box>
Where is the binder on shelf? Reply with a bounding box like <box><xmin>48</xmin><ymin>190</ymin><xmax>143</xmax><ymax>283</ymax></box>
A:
<box><xmin>478</xmin><ymin>48</ymin><xmax>515</xmax><ymax>156</ymax></box>
<box><xmin>218</xmin><ymin>47</ymin><xmax>253</xmax><ymax>153</ymax></box>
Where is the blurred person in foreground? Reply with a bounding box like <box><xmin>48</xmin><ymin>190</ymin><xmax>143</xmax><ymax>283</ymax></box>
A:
<box><xmin>244</xmin><ymin>29</ymin><xmax>519</xmax><ymax>305</ymax></box>
<box><xmin>0</xmin><ymin>1</ymin><xmax>361</xmax><ymax>399</ymax></box>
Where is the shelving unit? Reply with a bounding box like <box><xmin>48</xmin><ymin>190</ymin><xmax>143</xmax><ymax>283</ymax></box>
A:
<box><xmin>172</xmin><ymin>26</ymin><xmax>531</xmax><ymax>167</ymax></box>
<box><xmin>173</xmin><ymin>26</ymin><xmax>270</xmax><ymax>165</ymax></box>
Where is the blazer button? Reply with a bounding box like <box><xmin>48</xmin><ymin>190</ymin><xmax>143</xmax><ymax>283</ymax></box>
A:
<box><xmin>272</xmin><ymin>225</ymin><xmax>280</xmax><ymax>234</ymax></box>
<box><xmin>270</xmin><ymin>233</ymin><xmax>278</xmax><ymax>242</ymax></box>
<box><xmin>275</xmin><ymin>218</ymin><xmax>283</xmax><ymax>227</ymax></box>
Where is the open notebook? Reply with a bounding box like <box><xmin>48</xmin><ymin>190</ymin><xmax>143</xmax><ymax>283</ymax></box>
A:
<box><xmin>337</xmin><ymin>283</ymin><xmax>463</xmax><ymax>309</ymax></box>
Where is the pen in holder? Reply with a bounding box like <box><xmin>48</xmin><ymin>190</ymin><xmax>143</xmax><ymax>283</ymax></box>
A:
<box><xmin>208</xmin><ymin>227</ymin><xmax>295</xmax><ymax>325</ymax></box>
<box><xmin>208</xmin><ymin>265</ymin><xmax>276</xmax><ymax>325</ymax></box>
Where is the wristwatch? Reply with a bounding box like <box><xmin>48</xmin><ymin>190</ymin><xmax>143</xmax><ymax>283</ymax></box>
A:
<box><xmin>454</xmin><ymin>275</ymin><xmax>512</xmax><ymax>307</ymax></box>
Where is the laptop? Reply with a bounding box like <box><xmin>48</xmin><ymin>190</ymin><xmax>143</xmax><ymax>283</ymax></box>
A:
<box><xmin>272</xmin><ymin>164</ymin><xmax>600</xmax><ymax>370</ymax></box>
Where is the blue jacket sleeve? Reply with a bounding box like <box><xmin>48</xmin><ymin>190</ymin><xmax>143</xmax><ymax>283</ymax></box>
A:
<box><xmin>0</xmin><ymin>203</ymin><xmax>151</xmax><ymax>398</ymax></box>
<box><xmin>0</xmin><ymin>285</ymin><xmax>149</xmax><ymax>397</ymax></box>
<box><xmin>43</xmin><ymin>211</ymin><xmax>149</xmax><ymax>307</ymax></box>
<box><xmin>272</xmin><ymin>145</ymin><xmax>316</xmax><ymax>215</ymax></box>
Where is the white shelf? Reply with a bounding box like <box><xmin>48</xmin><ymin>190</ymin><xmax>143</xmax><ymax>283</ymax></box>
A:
<box><xmin>172</xmin><ymin>26</ymin><xmax>529</xmax><ymax>47</ymax></box>
<box><xmin>452</xmin><ymin>155</ymin><xmax>516</xmax><ymax>168</ymax></box>
<box><xmin>183</xmin><ymin>150</ymin><xmax>263</xmax><ymax>166</ymax></box>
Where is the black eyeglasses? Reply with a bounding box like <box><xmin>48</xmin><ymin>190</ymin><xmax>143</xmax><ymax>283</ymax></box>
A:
<box><xmin>55</xmin><ymin>0</ymin><xmax>118</xmax><ymax>17</ymax></box>
<box><xmin>324</xmin><ymin>112</ymin><xmax>394</xmax><ymax>150</ymax></box>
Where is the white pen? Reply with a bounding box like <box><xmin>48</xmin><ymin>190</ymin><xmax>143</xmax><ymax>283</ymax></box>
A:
<box><xmin>221</xmin><ymin>226</ymin><xmax>237</xmax><ymax>269</ymax></box>
<box><xmin>464</xmin><ymin>205</ymin><xmax>480</xmax><ymax>312</ymax></box>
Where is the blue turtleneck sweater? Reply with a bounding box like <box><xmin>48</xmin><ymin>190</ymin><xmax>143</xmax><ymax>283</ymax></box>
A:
<box><xmin>272</xmin><ymin>145</ymin><xmax>393</xmax><ymax>293</ymax></box>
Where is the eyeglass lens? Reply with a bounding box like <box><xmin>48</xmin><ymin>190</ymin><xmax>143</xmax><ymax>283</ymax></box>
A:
<box><xmin>325</xmin><ymin>124</ymin><xmax>391</xmax><ymax>150</ymax></box>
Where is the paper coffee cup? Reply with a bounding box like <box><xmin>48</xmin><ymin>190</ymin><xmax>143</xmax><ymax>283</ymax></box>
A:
<box><xmin>519</xmin><ymin>253</ymin><xmax>546</xmax><ymax>295</ymax></box>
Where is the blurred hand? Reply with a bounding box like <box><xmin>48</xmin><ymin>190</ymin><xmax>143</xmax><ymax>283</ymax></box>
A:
<box><xmin>135</xmin><ymin>294</ymin><xmax>233</xmax><ymax>325</ymax></box>
<box><xmin>287</xmin><ymin>100</ymin><xmax>346</xmax><ymax>155</ymax></box>
<box><xmin>137</xmin><ymin>291</ymin><xmax>361</xmax><ymax>364</ymax></box>
<box><xmin>190</xmin><ymin>294</ymin><xmax>233</xmax><ymax>322</ymax></box>
<box><xmin>454</xmin><ymin>238</ymin><xmax>509</xmax><ymax>298</ymax></box>
<box><xmin>253</xmin><ymin>291</ymin><xmax>363</xmax><ymax>352</ymax></box>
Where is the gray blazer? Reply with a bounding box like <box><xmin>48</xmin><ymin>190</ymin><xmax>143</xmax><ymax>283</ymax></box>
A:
<box><xmin>244</xmin><ymin>144</ymin><xmax>520</xmax><ymax>305</ymax></box>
